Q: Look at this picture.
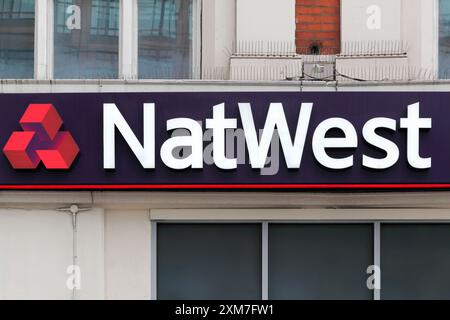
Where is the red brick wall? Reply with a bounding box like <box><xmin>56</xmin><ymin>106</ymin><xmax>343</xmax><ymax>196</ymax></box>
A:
<box><xmin>296</xmin><ymin>0</ymin><xmax>340</xmax><ymax>54</ymax></box>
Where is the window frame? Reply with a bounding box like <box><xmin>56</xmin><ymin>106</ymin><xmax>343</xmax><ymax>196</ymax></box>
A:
<box><xmin>150</xmin><ymin>209</ymin><xmax>450</xmax><ymax>301</ymax></box>
<box><xmin>33</xmin><ymin>0</ymin><xmax>201</xmax><ymax>80</ymax></box>
<box><xmin>435</xmin><ymin>0</ymin><xmax>444</xmax><ymax>79</ymax></box>
<box><xmin>136</xmin><ymin>0</ymin><xmax>201</xmax><ymax>80</ymax></box>
<box><xmin>154</xmin><ymin>222</ymin><xmax>263</xmax><ymax>300</ymax></box>
<box><xmin>0</xmin><ymin>0</ymin><xmax>38</xmax><ymax>79</ymax></box>
<box><xmin>51</xmin><ymin>0</ymin><xmax>121</xmax><ymax>79</ymax></box>
<box><xmin>150</xmin><ymin>218</ymin><xmax>380</xmax><ymax>301</ymax></box>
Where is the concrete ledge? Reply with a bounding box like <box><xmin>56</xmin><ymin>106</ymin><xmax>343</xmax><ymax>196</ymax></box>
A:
<box><xmin>0</xmin><ymin>190</ymin><xmax>449</xmax><ymax>210</ymax></box>
<box><xmin>1</xmin><ymin>79</ymin><xmax>450</xmax><ymax>93</ymax></box>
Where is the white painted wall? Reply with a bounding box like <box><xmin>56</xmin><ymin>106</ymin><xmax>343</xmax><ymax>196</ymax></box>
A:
<box><xmin>230</xmin><ymin>57</ymin><xmax>303</xmax><ymax>80</ymax></box>
<box><xmin>201</xmin><ymin>0</ymin><xmax>236</xmax><ymax>78</ymax></box>
<box><xmin>104</xmin><ymin>210</ymin><xmax>150</xmax><ymax>300</ymax></box>
<box><xmin>342</xmin><ymin>0</ymin><xmax>401</xmax><ymax>42</ymax></box>
<box><xmin>236</xmin><ymin>0</ymin><xmax>295</xmax><ymax>43</ymax></box>
<box><xmin>336</xmin><ymin>56</ymin><xmax>409</xmax><ymax>81</ymax></box>
<box><xmin>341</xmin><ymin>0</ymin><xmax>438</xmax><ymax>79</ymax></box>
<box><xmin>206</xmin><ymin>0</ymin><xmax>438</xmax><ymax>80</ymax></box>
<box><xmin>2</xmin><ymin>79</ymin><xmax>450</xmax><ymax>93</ymax></box>
<box><xmin>0</xmin><ymin>206</ymin><xmax>152</xmax><ymax>300</ymax></box>
<box><xmin>0</xmin><ymin>208</ymin><xmax>104</xmax><ymax>300</ymax></box>
<box><xmin>76</xmin><ymin>209</ymin><xmax>105</xmax><ymax>299</ymax></box>
<box><xmin>401</xmin><ymin>0</ymin><xmax>438</xmax><ymax>75</ymax></box>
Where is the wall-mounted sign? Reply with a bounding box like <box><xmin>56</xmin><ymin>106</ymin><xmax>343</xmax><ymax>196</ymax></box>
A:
<box><xmin>0</xmin><ymin>92</ymin><xmax>446</xmax><ymax>190</ymax></box>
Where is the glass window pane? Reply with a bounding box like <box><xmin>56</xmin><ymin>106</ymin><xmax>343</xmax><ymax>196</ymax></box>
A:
<box><xmin>157</xmin><ymin>223</ymin><xmax>262</xmax><ymax>300</ymax></box>
<box><xmin>269</xmin><ymin>224</ymin><xmax>373</xmax><ymax>300</ymax></box>
<box><xmin>54</xmin><ymin>0</ymin><xmax>119</xmax><ymax>79</ymax></box>
<box><xmin>0</xmin><ymin>0</ymin><xmax>35</xmax><ymax>79</ymax></box>
<box><xmin>440</xmin><ymin>0</ymin><xmax>450</xmax><ymax>78</ymax></box>
<box><xmin>381</xmin><ymin>224</ymin><xmax>450</xmax><ymax>300</ymax></box>
<box><xmin>138</xmin><ymin>0</ymin><xmax>192</xmax><ymax>79</ymax></box>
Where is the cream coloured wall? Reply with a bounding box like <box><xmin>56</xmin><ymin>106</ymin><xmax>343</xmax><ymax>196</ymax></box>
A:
<box><xmin>323</xmin><ymin>0</ymin><xmax>438</xmax><ymax>69</ymax></box>
<box><xmin>341</xmin><ymin>0</ymin><xmax>438</xmax><ymax>78</ymax></box>
<box><xmin>341</xmin><ymin>0</ymin><xmax>402</xmax><ymax>42</ymax></box>
<box><xmin>0</xmin><ymin>208</ymin><xmax>104</xmax><ymax>299</ymax></box>
<box><xmin>236</xmin><ymin>0</ymin><xmax>295</xmax><ymax>43</ymax></box>
<box><xmin>401</xmin><ymin>0</ymin><xmax>438</xmax><ymax>76</ymax></box>
<box><xmin>201</xmin><ymin>0</ymin><xmax>236</xmax><ymax>77</ymax></box>
<box><xmin>104</xmin><ymin>209</ymin><xmax>150</xmax><ymax>300</ymax></box>
<box><xmin>0</xmin><ymin>209</ymin><xmax>73</xmax><ymax>299</ymax></box>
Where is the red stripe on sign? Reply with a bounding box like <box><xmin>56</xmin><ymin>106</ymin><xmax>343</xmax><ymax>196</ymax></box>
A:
<box><xmin>0</xmin><ymin>184</ymin><xmax>448</xmax><ymax>190</ymax></box>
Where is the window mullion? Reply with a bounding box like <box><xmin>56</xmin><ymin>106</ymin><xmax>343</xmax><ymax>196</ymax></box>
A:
<box><xmin>34</xmin><ymin>0</ymin><xmax>52</xmax><ymax>80</ymax></box>
<box><xmin>120</xmin><ymin>0</ymin><xmax>138</xmax><ymax>79</ymax></box>
<box><xmin>192</xmin><ymin>0</ymin><xmax>201</xmax><ymax>79</ymax></box>
<box><xmin>48</xmin><ymin>0</ymin><xmax>54</xmax><ymax>79</ymax></box>
<box><xmin>373</xmin><ymin>222</ymin><xmax>381</xmax><ymax>300</ymax></box>
<box><xmin>150</xmin><ymin>220</ymin><xmax>157</xmax><ymax>300</ymax></box>
<box><xmin>262</xmin><ymin>221</ymin><xmax>269</xmax><ymax>300</ymax></box>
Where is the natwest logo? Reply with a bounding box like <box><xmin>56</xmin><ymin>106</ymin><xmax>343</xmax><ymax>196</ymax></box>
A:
<box><xmin>3</xmin><ymin>103</ymin><xmax>79</xmax><ymax>169</ymax></box>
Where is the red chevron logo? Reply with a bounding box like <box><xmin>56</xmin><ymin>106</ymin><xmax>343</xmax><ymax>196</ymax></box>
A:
<box><xmin>3</xmin><ymin>104</ymin><xmax>79</xmax><ymax>169</ymax></box>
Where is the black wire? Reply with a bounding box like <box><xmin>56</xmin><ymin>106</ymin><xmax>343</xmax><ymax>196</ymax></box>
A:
<box><xmin>335</xmin><ymin>70</ymin><xmax>367</xmax><ymax>82</ymax></box>
<box><xmin>300</xmin><ymin>72</ymin><xmax>335</xmax><ymax>81</ymax></box>
<box><xmin>287</xmin><ymin>71</ymin><xmax>369</xmax><ymax>82</ymax></box>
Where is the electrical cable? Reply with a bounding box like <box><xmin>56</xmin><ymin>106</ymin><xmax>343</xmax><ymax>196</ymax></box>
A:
<box><xmin>56</xmin><ymin>205</ymin><xmax>91</xmax><ymax>300</ymax></box>
<box><xmin>287</xmin><ymin>70</ymin><xmax>370</xmax><ymax>82</ymax></box>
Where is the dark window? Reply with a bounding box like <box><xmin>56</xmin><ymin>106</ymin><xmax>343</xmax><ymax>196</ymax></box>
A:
<box><xmin>268</xmin><ymin>224</ymin><xmax>373</xmax><ymax>300</ymax></box>
<box><xmin>381</xmin><ymin>224</ymin><xmax>450</xmax><ymax>299</ymax></box>
<box><xmin>157</xmin><ymin>223</ymin><xmax>262</xmax><ymax>299</ymax></box>
<box><xmin>0</xmin><ymin>0</ymin><xmax>35</xmax><ymax>78</ymax></box>
<box><xmin>138</xmin><ymin>0</ymin><xmax>192</xmax><ymax>79</ymax></box>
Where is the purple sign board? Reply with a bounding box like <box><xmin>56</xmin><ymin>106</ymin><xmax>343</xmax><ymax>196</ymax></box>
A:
<box><xmin>0</xmin><ymin>91</ymin><xmax>448</xmax><ymax>190</ymax></box>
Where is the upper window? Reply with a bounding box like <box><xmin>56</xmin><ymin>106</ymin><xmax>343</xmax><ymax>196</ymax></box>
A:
<box><xmin>138</xmin><ymin>0</ymin><xmax>193</xmax><ymax>79</ymax></box>
<box><xmin>54</xmin><ymin>0</ymin><xmax>119</xmax><ymax>79</ymax></box>
<box><xmin>440</xmin><ymin>1</ymin><xmax>450</xmax><ymax>78</ymax></box>
<box><xmin>0</xmin><ymin>0</ymin><xmax>35</xmax><ymax>79</ymax></box>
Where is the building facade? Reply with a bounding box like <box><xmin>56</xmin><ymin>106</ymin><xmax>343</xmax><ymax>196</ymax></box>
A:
<box><xmin>1</xmin><ymin>0</ymin><xmax>450</xmax><ymax>300</ymax></box>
